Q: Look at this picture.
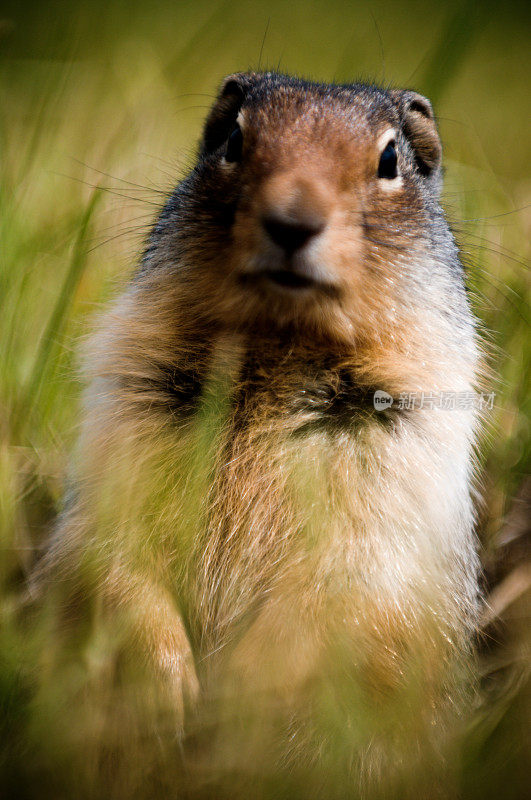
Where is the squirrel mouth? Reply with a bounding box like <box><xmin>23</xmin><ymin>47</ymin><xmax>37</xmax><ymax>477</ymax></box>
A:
<box><xmin>263</xmin><ymin>270</ymin><xmax>315</xmax><ymax>290</ymax></box>
<box><xmin>239</xmin><ymin>268</ymin><xmax>338</xmax><ymax>297</ymax></box>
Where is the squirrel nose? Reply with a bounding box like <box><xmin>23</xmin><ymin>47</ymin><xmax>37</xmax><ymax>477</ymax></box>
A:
<box><xmin>262</xmin><ymin>214</ymin><xmax>324</xmax><ymax>256</ymax></box>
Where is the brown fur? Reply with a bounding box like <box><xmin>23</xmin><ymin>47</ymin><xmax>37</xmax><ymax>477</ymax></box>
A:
<box><xmin>39</xmin><ymin>73</ymin><xmax>483</xmax><ymax>798</ymax></box>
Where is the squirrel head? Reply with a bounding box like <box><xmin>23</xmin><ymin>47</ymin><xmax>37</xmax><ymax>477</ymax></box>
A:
<box><xmin>146</xmin><ymin>73</ymin><xmax>476</xmax><ymax>392</ymax></box>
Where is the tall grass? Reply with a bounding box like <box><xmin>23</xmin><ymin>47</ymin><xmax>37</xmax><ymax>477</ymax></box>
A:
<box><xmin>0</xmin><ymin>0</ymin><xmax>529</xmax><ymax>797</ymax></box>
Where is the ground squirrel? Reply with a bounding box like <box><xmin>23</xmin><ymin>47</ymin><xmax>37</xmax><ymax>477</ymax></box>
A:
<box><xmin>40</xmin><ymin>72</ymin><xmax>482</xmax><ymax>798</ymax></box>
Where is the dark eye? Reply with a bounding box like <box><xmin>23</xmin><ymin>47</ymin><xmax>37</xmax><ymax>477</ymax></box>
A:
<box><xmin>225</xmin><ymin>123</ymin><xmax>243</xmax><ymax>163</ymax></box>
<box><xmin>378</xmin><ymin>141</ymin><xmax>398</xmax><ymax>179</ymax></box>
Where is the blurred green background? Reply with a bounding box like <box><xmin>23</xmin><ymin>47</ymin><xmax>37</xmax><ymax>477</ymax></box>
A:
<box><xmin>0</xmin><ymin>0</ymin><xmax>529</xmax><ymax>797</ymax></box>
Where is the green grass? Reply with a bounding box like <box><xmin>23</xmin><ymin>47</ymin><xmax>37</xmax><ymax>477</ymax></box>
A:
<box><xmin>0</xmin><ymin>0</ymin><xmax>529</xmax><ymax>797</ymax></box>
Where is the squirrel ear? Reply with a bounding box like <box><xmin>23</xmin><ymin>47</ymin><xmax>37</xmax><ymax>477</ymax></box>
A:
<box><xmin>391</xmin><ymin>90</ymin><xmax>442</xmax><ymax>177</ymax></box>
<box><xmin>201</xmin><ymin>73</ymin><xmax>256</xmax><ymax>156</ymax></box>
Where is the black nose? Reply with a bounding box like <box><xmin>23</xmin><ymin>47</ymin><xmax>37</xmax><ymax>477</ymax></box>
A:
<box><xmin>262</xmin><ymin>214</ymin><xmax>324</xmax><ymax>256</ymax></box>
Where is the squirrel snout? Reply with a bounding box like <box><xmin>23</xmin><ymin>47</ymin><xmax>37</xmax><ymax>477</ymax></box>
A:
<box><xmin>259</xmin><ymin>174</ymin><xmax>331</xmax><ymax>256</ymax></box>
<box><xmin>261</xmin><ymin>214</ymin><xmax>324</xmax><ymax>256</ymax></box>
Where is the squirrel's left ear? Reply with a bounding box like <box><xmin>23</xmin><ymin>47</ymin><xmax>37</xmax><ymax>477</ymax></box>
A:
<box><xmin>391</xmin><ymin>90</ymin><xmax>442</xmax><ymax>178</ymax></box>
<box><xmin>201</xmin><ymin>72</ymin><xmax>257</xmax><ymax>157</ymax></box>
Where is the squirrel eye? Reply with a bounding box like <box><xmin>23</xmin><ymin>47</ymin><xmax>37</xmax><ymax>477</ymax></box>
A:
<box><xmin>225</xmin><ymin>123</ymin><xmax>243</xmax><ymax>163</ymax></box>
<box><xmin>378</xmin><ymin>141</ymin><xmax>398</xmax><ymax>179</ymax></box>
